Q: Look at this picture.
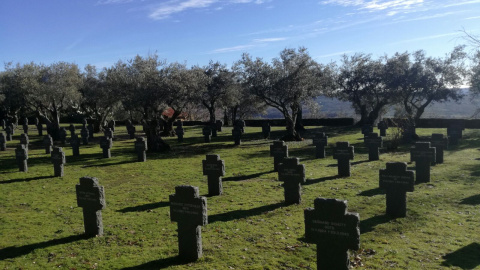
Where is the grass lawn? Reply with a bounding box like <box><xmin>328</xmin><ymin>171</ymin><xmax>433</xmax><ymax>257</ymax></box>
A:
<box><xmin>1</xmin><ymin>124</ymin><xmax>480</xmax><ymax>269</ymax></box>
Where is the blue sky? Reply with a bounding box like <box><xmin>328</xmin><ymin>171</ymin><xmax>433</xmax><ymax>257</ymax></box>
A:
<box><xmin>1</xmin><ymin>0</ymin><xmax>479</xmax><ymax>71</ymax></box>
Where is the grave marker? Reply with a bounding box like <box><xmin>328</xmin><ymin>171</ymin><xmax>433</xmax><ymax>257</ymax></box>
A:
<box><xmin>216</xmin><ymin>120</ymin><xmax>223</xmax><ymax>132</ymax></box>
<box><xmin>278</xmin><ymin>157</ymin><xmax>305</xmax><ymax>204</ymax></box>
<box><xmin>304</xmin><ymin>198</ymin><xmax>360</xmax><ymax>270</ymax></box>
<box><xmin>5</xmin><ymin>125</ymin><xmax>12</xmax><ymax>141</ymax></box>
<box><xmin>262</xmin><ymin>122</ymin><xmax>271</xmax><ymax>139</ymax></box>
<box><xmin>270</xmin><ymin>141</ymin><xmax>288</xmax><ymax>172</ymax></box>
<box><xmin>22</xmin><ymin>117</ymin><xmax>29</xmax><ymax>134</ymax></box>
<box><xmin>43</xmin><ymin>135</ymin><xmax>53</xmax><ymax>154</ymax></box>
<box><xmin>69</xmin><ymin>124</ymin><xmax>76</xmax><ymax>136</ymax></box>
<box><xmin>232</xmin><ymin>126</ymin><xmax>242</xmax><ymax>145</ymax></box>
<box><xmin>312</xmin><ymin>133</ymin><xmax>328</xmax><ymax>159</ymax></box>
<box><xmin>76</xmin><ymin>176</ymin><xmax>106</xmax><ymax>237</ymax></box>
<box><xmin>377</xmin><ymin>120</ymin><xmax>388</xmax><ymax>137</ymax></box>
<box><xmin>169</xmin><ymin>185</ymin><xmax>208</xmax><ymax>262</ymax></box>
<box><xmin>51</xmin><ymin>147</ymin><xmax>66</xmax><ymax>177</ymax></box>
<box><xmin>70</xmin><ymin>134</ymin><xmax>80</xmax><ymax>156</ymax></box>
<box><xmin>15</xmin><ymin>144</ymin><xmax>28</xmax><ymax>172</ymax></box>
<box><xmin>333</xmin><ymin>142</ymin><xmax>354</xmax><ymax>177</ymax></box>
<box><xmin>430</xmin><ymin>133</ymin><xmax>448</xmax><ymax>164</ymax></box>
<box><xmin>59</xmin><ymin>127</ymin><xmax>67</xmax><ymax>145</ymax></box>
<box><xmin>0</xmin><ymin>132</ymin><xmax>6</xmax><ymax>151</ymax></box>
<box><xmin>202</xmin><ymin>125</ymin><xmax>212</xmax><ymax>143</ymax></box>
<box><xmin>379</xmin><ymin>162</ymin><xmax>415</xmax><ymax>217</ymax></box>
<box><xmin>81</xmin><ymin>126</ymin><xmax>90</xmax><ymax>145</ymax></box>
<box><xmin>364</xmin><ymin>133</ymin><xmax>383</xmax><ymax>161</ymax></box>
<box><xmin>100</xmin><ymin>136</ymin><xmax>113</xmax><ymax>158</ymax></box>
<box><xmin>134</xmin><ymin>137</ymin><xmax>147</xmax><ymax>162</ymax></box>
<box><xmin>202</xmin><ymin>154</ymin><xmax>225</xmax><ymax>196</ymax></box>
<box><xmin>104</xmin><ymin>128</ymin><xmax>114</xmax><ymax>139</ymax></box>
<box><xmin>127</xmin><ymin>121</ymin><xmax>136</xmax><ymax>139</ymax></box>
<box><xmin>410</xmin><ymin>142</ymin><xmax>436</xmax><ymax>183</ymax></box>
<box><xmin>20</xmin><ymin>133</ymin><xmax>29</xmax><ymax>150</ymax></box>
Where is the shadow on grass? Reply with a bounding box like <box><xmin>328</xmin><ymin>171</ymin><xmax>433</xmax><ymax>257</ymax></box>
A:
<box><xmin>360</xmin><ymin>214</ymin><xmax>395</xmax><ymax>234</ymax></box>
<box><xmin>223</xmin><ymin>170</ymin><xmax>274</xmax><ymax>182</ymax></box>
<box><xmin>209</xmin><ymin>202</ymin><xmax>284</xmax><ymax>223</ymax></box>
<box><xmin>442</xmin><ymin>243</ymin><xmax>480</xmax><ymax>269</ymax></box>
<box><xmin>352</xmin><ymin>159</ymin><xmax>373</xmax><ymax>166</ymax></box>
<box><xmin>460</xmin><ymin>194</ymin><xmax>480</xmax><ymax>205</ymax></box>
<box><xmin>304</xmin><ymin>175</ymin><xmax>340</xmax><ymax>185</ymax></box>
<box><xmin>117</xmin><ymin>201</ymin><xmax>169</xmax><ymax>213</ymax></box>
<box><xmin>82</xmin><ymin>159</ymin><xmax>136</xmax><ymax>168</ymax></box>
<box><xmin>0</xmin><ymin>234</ymin><xmax>88</xmax><ymax>260</ymax></box>
<box><xmin>358</xmin><ymin>187</ymin><xmax>385</xmax><ymax>197</ymax></box>
<box><xmin>120</xmin><ymin>256</ymin><xmax>190</xmax><ymax>270</ymax></box>
<box><xmin>0</xmin><ymin>175</ymin><xmax>52</xmax><ymax>184</ymax></box>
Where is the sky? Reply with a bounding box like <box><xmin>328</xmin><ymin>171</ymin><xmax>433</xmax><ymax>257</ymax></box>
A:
<box><xmin>1</xmin><ymin>0</ymin><xmax>479</xmax><ymax>71</ymax></box>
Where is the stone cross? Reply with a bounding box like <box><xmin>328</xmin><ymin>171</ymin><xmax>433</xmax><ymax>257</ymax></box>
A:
<box><xmin>134</xmin><ymin>137</ymin><xmax>148</xmax><ymax>162</ymax></box>
<box><xmin>270</xmin><ymin>141</ymin><xmax>289</xmax><ymax>172</ymax></box>
<box><xmin>15</xmin><ymin>144</ymin><xmax>28</xmax><ymax>172</ymax></box>
<box><xmin>333</xmin><ymin>142</ymin><xmax>354</xmax><ymax>177</ymax></box>
<box><xmin>379</xmin><ymin>162</ymin><xmax>415</xmax><ymax>217</ymax></box>
<box><xmin>202</xmin><ymin>125</ymin><xmax>212</xmax><ymax>143</ymax></box>
<box><xmin>364</xmin><ymin>133</ymin><xmax>383</xmax><ymax>161</ymax></box>
<box><xmin>20</xmin><ymin>133</ymin><xmax>29</xmax><ymax>150</ymax></box>
<box><xmin>59</xmin><ymin>127</ymin><xmax>67</xmax><ymax>145</ymax></box>
<box><xmin>87</xmin><ymin>123</ymin><xmax>95</xmax><ymax>139</ymax></box>
<box><xmin>304</xmin><ymin>198</ymin><xmax>360</xmax><ymax>270</ymax></box>
<box><xmin>69</xmin><ymin>124</ymin><xmax>76</xmax><ymax>137</ymax></box>
<box><xmin>104</xmin><ymin>128</ymin><xmax>114</xmax><ymax>139</ymax></box>
<box><xmin>108</xmin><ymin>119</ymin><xmax>116</xmax><ymax>132</ymax></box>
<box><xmin>5</xmin><ymin>125</ymin><xmax>12</xmax><ymax>141</ymax></box>
<box><xmin>100</xmin><ymin>136</ymin><xmax>113</xmax><ymax>158</ymax></box>
<box><xmin>22</xmin><ymin>117</ymin><xmax>29</xmax><ymax>134</ymax></box>
<box><xmin>81</xmin><ymin>126</ymin><xmax>90</xmax><ymax>145</ymax></box>
<box><xmin>447</xmin><ymin>124</ymin><xmax>463</xmax><ymax>145</ymax></box>
<box><xmin>216</xmin><ymin>120</ymin><xmax>223</xmax><ymax>132</ymax></box>
<box><xmin>43</xmin><ymin>135</ymin><xmax>53</xmax><ymax>154</ymax></box>
<box><xmin>51</xmin><ymin>147</ymin><xmax>66</xmax><ymax>177</ymax></box>
<box><xmin>175</xmin><ymin>120</ymin><xmax>184</xmax><ymax>142</ymax></box>
<box><xmin>430</xmin><ymin>133</ymin><xmax>448</xmax><ymax>164</ymax></box>
<box><xmin>127</xmin><ymin>122</ymin><xmax>136</xmax><ymax>139</ymax></box>
<box><xmin>262</xmin><ymin>122</ymin><xmax>271</xmax><ymax>139</ymax></box>
<box><xmin>410</xmin><ymin>142</ymin><xmax>436</xmax><ymax>183</ymax></box>
<box><xmin>377</xmin><ymin>120</ymin><xmax>388</xmax><ymax>137</ymax></box>
<box><xmin>202</xmin><ymin>154</ymin><xmax>226</xmax><ymax>196</ymax></box>
<box><xmin>278</xmin><ymin>157</ymin><xmax>305</xmax><ymax>205</ymax></box>
<box><xmin>361</xmin><ymin>124</ymin><xmax>373</xmax><ymax>137</ymax></box>
<box><xmin>169</xmin><ymin>185</ymin><xmax>208</xmax><ymax>262</ymax></box>
<box><xmin>0</xmin><ymin>132</ymin><xmax>6</xmax><ymax>151</ymax></box>
<box><xmin>232</xmin><ymin>126</ymin><xmax>242</xmax><ymax>145</ymax></box>
<box><xmin>76</xmin><ymin>176</ymin><xmax>106</xmax><ymax>237</ymax></box>
<box><xmin>210</xmin><ymin>122</ymin><xmax>218</xmax><ymax>137</ymax></box>
<box><xmin>312</xmin><ymin>133</ymin><xmax>328</xmax><ymax>159</ymax></box>
<box><xmin>70</xmin><ymin>134</ymin><xmax>81</xmax><ymax>156</ymax></box>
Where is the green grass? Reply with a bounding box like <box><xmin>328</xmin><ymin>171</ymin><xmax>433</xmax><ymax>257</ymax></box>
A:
<box><xmin>1</xmin><ymin>124</ymin><xmax>480</xmax><ymax>269</ymax></box>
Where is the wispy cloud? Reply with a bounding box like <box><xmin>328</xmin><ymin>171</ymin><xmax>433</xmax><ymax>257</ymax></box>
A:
<box><xmin>320</xmin><ymin>0</ymin><xmax>424</xmax><ymax>12</ymax></box>
<box><xmin>96</xmin><ymin>0</ymin><xmax>134</xmax><ymax>4</ymax></box>
<box><xmin>209</xmin><ymin>36</ymin><xmax>287</xmax><ymax>54</ymax></box>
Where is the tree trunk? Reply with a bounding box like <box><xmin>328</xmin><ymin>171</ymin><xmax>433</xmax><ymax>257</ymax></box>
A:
<box><xmin>295</xmin><ymin>107</ymin><xmax>305</xmax><ymax>131</ymax></box>
<box><xmin>162</xmin><ymin>110</ymin><xmax>181</xmax><ymax>136</ymax></box>
<box><xmin>282</xmin><ymin>111</ymin><xmax>302</xmax><ymax>141</ymax></box>
<box><xmin>223</xmin><ymin>108</ymin><xmax>229</xmax><ymax>126</ymax></box>
<box><xmin>144</xmin><ymin>119</ymin><xmax>170</xmax><ymax>152</ymax></box>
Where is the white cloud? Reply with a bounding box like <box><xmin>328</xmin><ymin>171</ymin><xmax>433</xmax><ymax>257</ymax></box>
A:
<box><xmin>320</xmin><ymin>0</ymin><xmax>424</xmax><ymax>13</ymax></box>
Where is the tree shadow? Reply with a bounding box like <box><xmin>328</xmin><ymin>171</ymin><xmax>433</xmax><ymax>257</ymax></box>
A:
<box><xmin>223</xmin><ymin>171</ymin><xmax>274</xmax><ymax>182</ymax></box>
<box><xmin>82</xmin><ymin>160</ymin><xmax>136</xmax><ymax>168</ymax></box>
<box><xmin>120</xmin><ymin>255</ymin><xmax>191</xmax><ymax>269</ymax></box>
<box><xmin>209</xmin><ymin>202</ymin><xmax>284</xmax><ymax>223</ymax></box>
<box><xmin>117</xmin><ymin>201</ymin><xmax>169</xmax><ymax>213</ymax></box>
<box><xmin>303</xmin><ymin>175</ymin><xmax>340</xmax><ymax>185</ymax></box>
<box><xmin>460</xmin><ymin>194</ymin><xmax>480</xmax><ymax>205</ymax></box>
<box><xmin>0</xmin><ymin>234</ymin><xmax>88</xmax><ymax>260</ymax></box>
<box><xmin>358</xmin><ymin>187</ymin><xmax>384</xmax><ymax>197</ymax></box>
<box><xmin>0</xmin><ymin>175</ymin><xmax>52</xmax><ymax>184</ymax></box>
<box><xmin>442</xmin><ymin>243</ymin><xmax>480</xmax><ymax>269</ymax></box>
<box><xmin>360</xmin><ymin>214</ymin><xmax>395</xmax><ymax>234</ymax></box>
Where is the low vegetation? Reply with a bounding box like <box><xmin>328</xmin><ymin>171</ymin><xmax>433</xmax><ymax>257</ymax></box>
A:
<box><xmin>1</xmin><ymin>125</ymin><xmax>480</xmax><ymax>269</ymax></box>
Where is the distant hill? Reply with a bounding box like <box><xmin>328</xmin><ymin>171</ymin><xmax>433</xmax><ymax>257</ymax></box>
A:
<box><xmin>261</xmin><ymin>89</ymin><xmax>479</xmax><ymax>120</ymax></box>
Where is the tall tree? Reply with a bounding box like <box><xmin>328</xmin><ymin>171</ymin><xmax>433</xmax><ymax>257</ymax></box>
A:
<box><xmin>235</xmin><ymin>47</ymin><xmax>333</xmax><ymax>140</ymax></box>
<box><xmin>108</xmin><ymin>54</ymin><xmax>170</xmax><ymax>152</ymax></box>
<box><xmin>80</xmin><ymin>65</ymin><xmax>121</xmax><ymax>132</ymax></box>
<box><xmin>197</xmin><ymin>61</ymin><xmax>234</xmax><ymax>123</ymax></box>
<box><xmin>334</xmin><ymin>53</ymin><xmax>394</xmax><ymax>125</ymax></box>
<box><xmin>28</xmin><ymin>62</ymin><xmax>83</xmax><ymax>139</ymax></box>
